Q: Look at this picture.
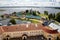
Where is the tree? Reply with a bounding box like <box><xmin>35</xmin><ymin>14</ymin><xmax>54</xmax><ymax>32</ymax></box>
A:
<box><xmin>37</xmin><ymin>11</ymin><xmax>40</xmax><ymax>14</ymax></box>
<box><xmin>12</xmin><ymin>12</ymin><xmax>16</xmax><ymax>16</ymax></box>
<box><xmin>52</xmin><ymin>13</ymin><xmax>55</xmax><ymax>20</ymax></box>
<box><xmin>1</xmin><ymin>15</ymin><xmax>4</xmax><ymax>19</ymax></box>
<box><xmin>9</xmin><ymin>19</ymin><xmax>16</xmax><ymax>24</ymax></box>
<box><xmin>48</xmin><ymin>13</ymin><xmax>53</xmax><ymax>20</ymax></box>
<box><xmin>30</xmin><ymin>9</ymin><xmax>33</xmax><ymax>14</ymax></box>
<box><xmin>13</xmin><ymin>12</ymin><xmax>16</xmax><ymax>14</ymax></box>
<box><xmin>44</xmin><ymin>11</ymin><xmax>48</xmax><ymax>15</ymax></box>
<box><xmin>55</xmin><ymin>12</ymin><xmax>60</xmax><ymax>22</ymax></box>
<box><xmin>32</xmin><ymin>11</ymin><xmax>37</xmax><ymax>16</ymax></box>
<box><xmin>26</xmin><ymin>10</ymin><xmax>29</xmax><ymax>13</ymax></box>
<box><xmin>25</xmin><ymin>10</ymin><xmax>31</xmax><ymax>15</ymax></box>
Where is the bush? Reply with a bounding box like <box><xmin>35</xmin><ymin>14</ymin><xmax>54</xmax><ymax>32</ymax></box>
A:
<box><xmin>9</xmin><ymin>19</ymin><xmax>16</xmax><ymax>24</ymax></box>
<box><xmin>55</xmin><ymin>12</ymin><xmax>60</xmax><ymax>22</ymax></box>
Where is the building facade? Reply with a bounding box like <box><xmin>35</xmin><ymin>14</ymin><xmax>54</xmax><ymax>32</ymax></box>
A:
<box><xmin>0</xmin><ymin>23</ymin><xmax>60</xmax><ymax>40</ymax></box>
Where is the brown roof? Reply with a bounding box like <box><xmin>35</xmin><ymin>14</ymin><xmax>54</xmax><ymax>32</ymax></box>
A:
<box><xmin>0</xmin><ymin>27</ymin><xmax>4</xmax><ymax>34</ymax></box>
<box><xmin>2</xmin><ymin>23</ymin><xmax>42</xmax><ymax>32</ymax></box>
<box><xmin>0</xmin><ymin>23</ymin><xmax>59</xmax><ymax>34</ymax></box>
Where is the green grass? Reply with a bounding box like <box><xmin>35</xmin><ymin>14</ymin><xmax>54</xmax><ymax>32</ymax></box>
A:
<box><xmin>54</xmin><ymin>21</ymin><xmax>60</xmax><ymax>25</ymax></box>
<box><xmin>39</xmin><ymin>14</ymin><xmax>49</xmax><ymax>20</ymax></box>
<box><xmin>39</xmin><ymin>14</ymin><xmax>48</xmax><ymax>18</ymax></box>
<box><xmin>29</xmin><ymin>19</ymin><xmax>40</xmax><ymax>23</ymax></box>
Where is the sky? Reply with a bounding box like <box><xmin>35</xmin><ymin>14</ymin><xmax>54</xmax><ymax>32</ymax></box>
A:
<box><xmin>0</xmin><ymin>0</ymin><xmax>60</xmax><ymax>7</ymax></box>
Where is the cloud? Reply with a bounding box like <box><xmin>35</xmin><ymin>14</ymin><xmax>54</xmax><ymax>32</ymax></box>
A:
<box><xmin>0</xmin><ymin>0</ymin><xmax>60</xmax><ymax>7</ymax></box>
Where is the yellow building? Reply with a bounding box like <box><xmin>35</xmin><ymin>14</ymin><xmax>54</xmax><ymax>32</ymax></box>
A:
<box><xmin>0</xmin><ymin>23</ymin><xmax>60</xmax><ymax>40</ymax></box>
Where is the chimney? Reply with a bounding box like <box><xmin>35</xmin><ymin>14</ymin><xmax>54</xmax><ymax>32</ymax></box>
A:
<box><xmin>26</xmin><ymin>24</ymin><xmax>29</xmax><ymax>28</ymax></box>
<box><xmin>35</xmin><ymin>24</ymin><xmax>38</xmax><ymax>27</ymax></box>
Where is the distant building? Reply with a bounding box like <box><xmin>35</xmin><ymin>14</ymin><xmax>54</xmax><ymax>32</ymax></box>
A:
<box><xmin>0</xmin><ymin>23</ymin><xmax>60</xmax><ymax>40</ymax></box>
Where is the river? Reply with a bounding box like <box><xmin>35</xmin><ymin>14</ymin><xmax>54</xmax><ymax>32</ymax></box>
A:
<box><xmin>0</xmin><ymin>7</ymin><xmax>60</xmax><ymax>15</ymax></box>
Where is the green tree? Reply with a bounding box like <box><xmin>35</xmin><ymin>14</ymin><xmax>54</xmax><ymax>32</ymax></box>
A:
<box><xmin>52</xmin><ymin>13</ymin><xmax>55</xmax><ymax>20</ymax></box>
<box><xmin>1</xmin><ymin>15</ymin><xmax>4</xmax><ymax>19</ymax></box>
<box><xmin>9</xmin><ymin>19</ymin><xmax>16</xmax><ymax>24</ymax></box>
<box><xmin>44</xmin><ymin>11</ymin><xmax>48</xmax><ymax>15</ymax></box>
<box><xmin>30</xmin><ymin>9</ymin><xmax>33</xmax><ymax>14</ymax></box>
<box><xmin>55</xmin><ymin>12</ymin><xmax>60</xmax><ymax>22</ymax></box>
<box><xmin>32</xmin><ymin>11</ymin><xmax>37</xmax><ymax>16</ymax></box>
<box><xmin>48</xmin><ymin>13</ymin><xmax>53</xmax><ymax>20</ymax></box>
<box><xmin>26</xmin><ymin>10</ymin><xmax>29</xmax><ymax>13</ymax></box>
<box><xmin>25</xmin><ymin>10</ymin><xmax>30</xmax><ymax>15</ymax></box>
<box><xmin>12</xmin><ymin>12</ymin><xmax>16</xmax><ymax>16</ymax></box>
<box><xmin>37</xmin><ymin>11</ymin><xmax>40</xmax><ymax>14</ymax></box>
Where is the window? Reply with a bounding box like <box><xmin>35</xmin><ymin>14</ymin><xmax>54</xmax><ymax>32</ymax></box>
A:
<box><xmin>23</xmin><ymin>32</ymin><xmax>28</xmax><ymax>34</ymax></box>
<box><xmin>6</xmin><ymin>35</ymin><xmax>10</xmax><ymax>37</ymax></box>
<box><xmin>56</xmin><ymin>36</ymin><xmax>59</xmax><ymax>40</ymax></box>
<box><xmin>48</xmin><ymin>38</ymin><xmax>51</xmax><ymax>40</ymax></box>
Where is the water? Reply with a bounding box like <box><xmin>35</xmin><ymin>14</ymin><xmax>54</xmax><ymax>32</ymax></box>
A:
<box><xmin>0</xmin><ymin>7</ymin><xmax>60</xmax><ymax>15</ymax></box>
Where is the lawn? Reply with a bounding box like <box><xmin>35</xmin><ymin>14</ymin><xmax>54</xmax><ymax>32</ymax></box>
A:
<box><xmin>29</xmin><ymin>19</ymin><xmax>40</xmax><ymax>23</ymax></box>
<box><xmin>39</xmin><ymin>14</ymin><xmax>48</xmax><ymax>19</ymax></box>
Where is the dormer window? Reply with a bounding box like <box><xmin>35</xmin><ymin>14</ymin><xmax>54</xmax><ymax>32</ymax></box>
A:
<box><xmin>26</xmin><ymin>24</ymin><xmax>28</xmax><ymax>28</ymax></box>
<box><xmin>35</xmin><ymin>24</ymin><xmax>38</xmax><ymax>27</ymax></box>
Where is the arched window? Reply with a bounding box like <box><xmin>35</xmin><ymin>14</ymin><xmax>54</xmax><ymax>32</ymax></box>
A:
<box><xmin>6</xmin><ymin>35</ymin><xmax>10</xmax><ymax>40</ymax></box>
<box><xmin>6</xmin><ymin>35</ymin><xmax>10</xmax><ymax>37</ymax></box>
<box><xmin>56</xmin><ymin>36</ymin><xmax>59</xmax><ymax>40</ymax></box>
<box><xmin>22</xmin><ymin>34</ymin><xmax>28</xmax><ymax>40</ymax></box>
<box><xmin>39</xmin><ymin>35</ymin><xmax>47</xmax><ymax>40</ymax></box>
<box><xmin>49</xmin><ymin>38</ymin><xmax>51</xmax><ymax>40</ymax></box>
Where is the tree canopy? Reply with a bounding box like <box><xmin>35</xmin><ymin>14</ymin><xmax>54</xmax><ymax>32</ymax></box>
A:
<box><xmin>55</xmin><ymin>12</ymin><xmax>60</xmax><ymax>22</ymax></box>
<box><xmin>9</xmin><ymin>19</ymin><xmax>16</xmax><ymax>24</ymax></box>
<box><xmin>44</xmin><ymin>11</ymin><xmax>48</xmax><ymax>15</ymax></box>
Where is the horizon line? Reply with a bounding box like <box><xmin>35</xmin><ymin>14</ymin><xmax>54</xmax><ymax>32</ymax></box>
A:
<box><xmin>0</xmin><ymin>6</ymin><xmax>60</xmax><ymax>8</ymax></box>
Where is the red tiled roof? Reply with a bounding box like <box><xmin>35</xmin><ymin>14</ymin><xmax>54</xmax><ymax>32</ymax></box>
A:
<box><xmin>0</xmin><ymin>27</ymin><xmax>4</xmax><ymax>35</ymax></box>
<box><xmin>42</xmin><ymin>27</ymin><xmax>58</xmax><ymax>34</ymax></box>
<box><xmin>0</xmin><ymin>23</ymin><xmax>59</xmax><ymax>34</ymax></box>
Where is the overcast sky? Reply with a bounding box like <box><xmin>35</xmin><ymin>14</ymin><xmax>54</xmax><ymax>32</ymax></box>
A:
<box><xmin>0</xmin><ymin>0</ymin><xmax>60</xmax><ymax>7</ymax></box>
